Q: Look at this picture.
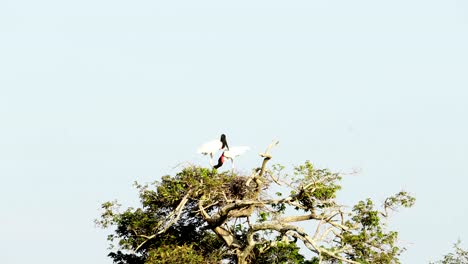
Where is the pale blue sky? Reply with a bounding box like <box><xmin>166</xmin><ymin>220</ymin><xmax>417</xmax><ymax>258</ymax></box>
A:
<box><xmin>1</xmin><ymin>1</ymin><xmax>467</xmax><ymax>263</ymax></box>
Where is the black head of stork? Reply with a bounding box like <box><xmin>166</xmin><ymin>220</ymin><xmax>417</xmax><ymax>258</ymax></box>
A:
<box><xmin>220</xmin><ymin>134</ymin><xmax>229</xmax><ymax>151</ymax></box>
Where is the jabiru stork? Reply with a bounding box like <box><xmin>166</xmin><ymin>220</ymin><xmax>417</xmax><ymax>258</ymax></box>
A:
<box><xmin>197</xmin><ymin>134</ymin><xmax>229</xmax><ymax>166</ymax></box>
<box><xmin>214</xmin><ymin>146</ymin><xmax>250</xmax><ymax>170</ymax></box>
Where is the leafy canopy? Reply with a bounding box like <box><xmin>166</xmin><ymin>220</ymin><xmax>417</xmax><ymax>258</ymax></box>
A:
<box><xmin>97</xmin><ymin>144</ymin><xmax>414</xmax><ymax>264</ymax></box>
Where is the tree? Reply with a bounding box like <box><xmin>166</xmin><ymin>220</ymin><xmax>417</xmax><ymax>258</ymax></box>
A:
<box><xmin>431</xmin><ymin>241</ymin><xmax>468</xmax><ymax>264</ymax></box>
<box><xmin>96</xmin><ymin>141</ymin><xmax>415</xmax><ymax>264</ymax></box>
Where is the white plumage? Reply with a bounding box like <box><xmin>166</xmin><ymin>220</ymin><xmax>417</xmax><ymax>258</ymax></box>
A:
<box><xmin>197</xmin><ymin>140</ymin><xmax>223</xmax><ymax>156</ymax></box>
<box><xmin>224</xmin><ymin>146</ymin><xmax>250</xmax><ymax>160</ymax></box>
<box><xmin>197</xmin><ymin>134</ymin><xmax>229</xmax><ymax>166</ymax></box>
<box><xmin>215</xmin><ymin>146</ymin><xmax>250</xmax><ymax>170</ymax></box>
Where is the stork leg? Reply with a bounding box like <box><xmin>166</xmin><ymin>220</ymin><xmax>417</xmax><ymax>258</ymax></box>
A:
<box><xmin>209</xmin><ymin>153</ymin><xmax>214</xmax><ymax>167</ymax></box>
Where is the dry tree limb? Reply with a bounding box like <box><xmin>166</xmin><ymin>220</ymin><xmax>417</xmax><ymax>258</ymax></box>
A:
<box><xmin>259</xmin><ymin>140</ymin><xmax>279</xmax><ymax>159</ymax></box>
<box><xmin>134</xmin><ymin>190</ymin><xmax>192</xmax><ymax>252</ymax></box>
<box><xmin>246</xmin><ymin>140</ymin><xmax>279</xmax><ymax>187</ymax></box>
<box><xmin>198</xmin><ymin>140</ymin><xmax>361</xmax><ymax>263</ymax></box>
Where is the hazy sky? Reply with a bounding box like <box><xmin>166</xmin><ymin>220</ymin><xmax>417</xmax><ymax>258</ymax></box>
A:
<box><xmin>1</xmin><ymin>1</ymin><xmax>467</xmax><ymax>263</ymax></box>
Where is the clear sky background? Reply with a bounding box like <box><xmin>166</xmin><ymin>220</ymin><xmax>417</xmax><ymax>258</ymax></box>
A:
<box><xmin>1</xmin><ymin>1</ymin><xmax>467</xmax><ymax>263</ymax></box>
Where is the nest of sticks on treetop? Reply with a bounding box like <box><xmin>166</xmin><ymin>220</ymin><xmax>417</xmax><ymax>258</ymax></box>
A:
<box><xmin>221</xmin><ymin>172</ymin><xmax>270</xmax><ymax>201</ymax></box>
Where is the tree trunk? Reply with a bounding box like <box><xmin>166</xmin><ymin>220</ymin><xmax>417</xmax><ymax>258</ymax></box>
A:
<box><xmin>237</xmin><ymin>254</ymin><xmax>248</xmax><ymax>264</ymax></box>
<box><xmin>237</xmin><ymin>246</ymin><xmax>254</xmax><ymax>264</ymax></box>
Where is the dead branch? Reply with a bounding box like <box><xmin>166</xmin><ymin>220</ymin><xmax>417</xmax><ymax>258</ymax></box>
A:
<box><xmin>246</xmin><ymin>140</ymin><xmax>279</xmax><ymax>188</ymax></box>
<box><xmin>134</xmin><ymin>190</ymin><xmax>192</xmax><ymax>252</ymax></box>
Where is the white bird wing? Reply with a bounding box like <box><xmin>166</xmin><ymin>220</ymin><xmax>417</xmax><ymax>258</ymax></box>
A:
<box><xmin>197</xmin><ymin>139</ymin><xmax>222</xmax><ymax>155</ymax></box>
<box><xmin>224</xmin><ymin>146</ymin><xmax>250</xmax><ymax>158</ymax></box>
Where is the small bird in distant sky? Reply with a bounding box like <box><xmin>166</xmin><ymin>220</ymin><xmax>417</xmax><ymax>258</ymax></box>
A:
<box><xmin>214</xmin><ymin>146</ymin><xmax>250</xmax><ymax>170</ymax></box>
<box><xmin>197</xmin><ymin>134</ymin><xmax>229</xmax><ymax>166</ymax></box>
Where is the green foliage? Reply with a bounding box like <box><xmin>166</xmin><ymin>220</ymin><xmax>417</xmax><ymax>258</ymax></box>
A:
<box><xmin>259</xmin><ymin>212</ymin><xmax>270</xmax><ymax>222</ymax></box>
<box><xmin>145</xmin><ymin>244</ymin><xmax>205</xmax><ymax>264</ymax></box>
<box><xmin>271</xmin><ymin>203</ymin><xmax>287</xmax><ymax>214</ymax></box>
<box><xmin>340</xmin><ymin>198</ymin><xmax>402</xmax><ymax>263</ymax></box>
<box><xmin>97</xmin><ymin>162</ymin><xmax>414</xmax><ymax>264</ymax></box>
<box><xmin>294</xmin><ymin>161</ymin><xmax>341</xmax><ymax>209</ymax></box>
<box><xmin>431</xmin><ymin>241</ymin><xmax>468</xmax><ymax>264</ymax></box>
<box><xmin>254</xmin><ymin>242</ymin><xmax>306</xmax><ymax>264</ymax></box>
<box><xmin>96</xmin><ymin>166</ymin><xmax>233</xmax><ymax>263</ymax></box>
<box><xmin>384</xmin><ymin>191</ymin><xmax>416</xmax><ymax>213</ymax></box>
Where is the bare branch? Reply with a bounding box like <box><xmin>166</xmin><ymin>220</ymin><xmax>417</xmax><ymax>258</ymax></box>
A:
<box><xmin>279</xmin><ymin>213</ymin><xmax>318</xmax><ymax>223</ymax></box>
<box><xmin>134</xmin><ymin>190</ymin><xmax>192</xmax><ymax>251</ymax></box>
<box><xmin>259</xmin><ymin>140</ymin><xmax>279</xmax><ymax>159</ymax></box>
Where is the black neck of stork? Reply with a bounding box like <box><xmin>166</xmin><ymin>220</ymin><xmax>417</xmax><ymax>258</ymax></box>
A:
<box><xmin>213</xmin><ymin>153</ymin><xmax>225</xmax><ymax>169</ymax></box>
